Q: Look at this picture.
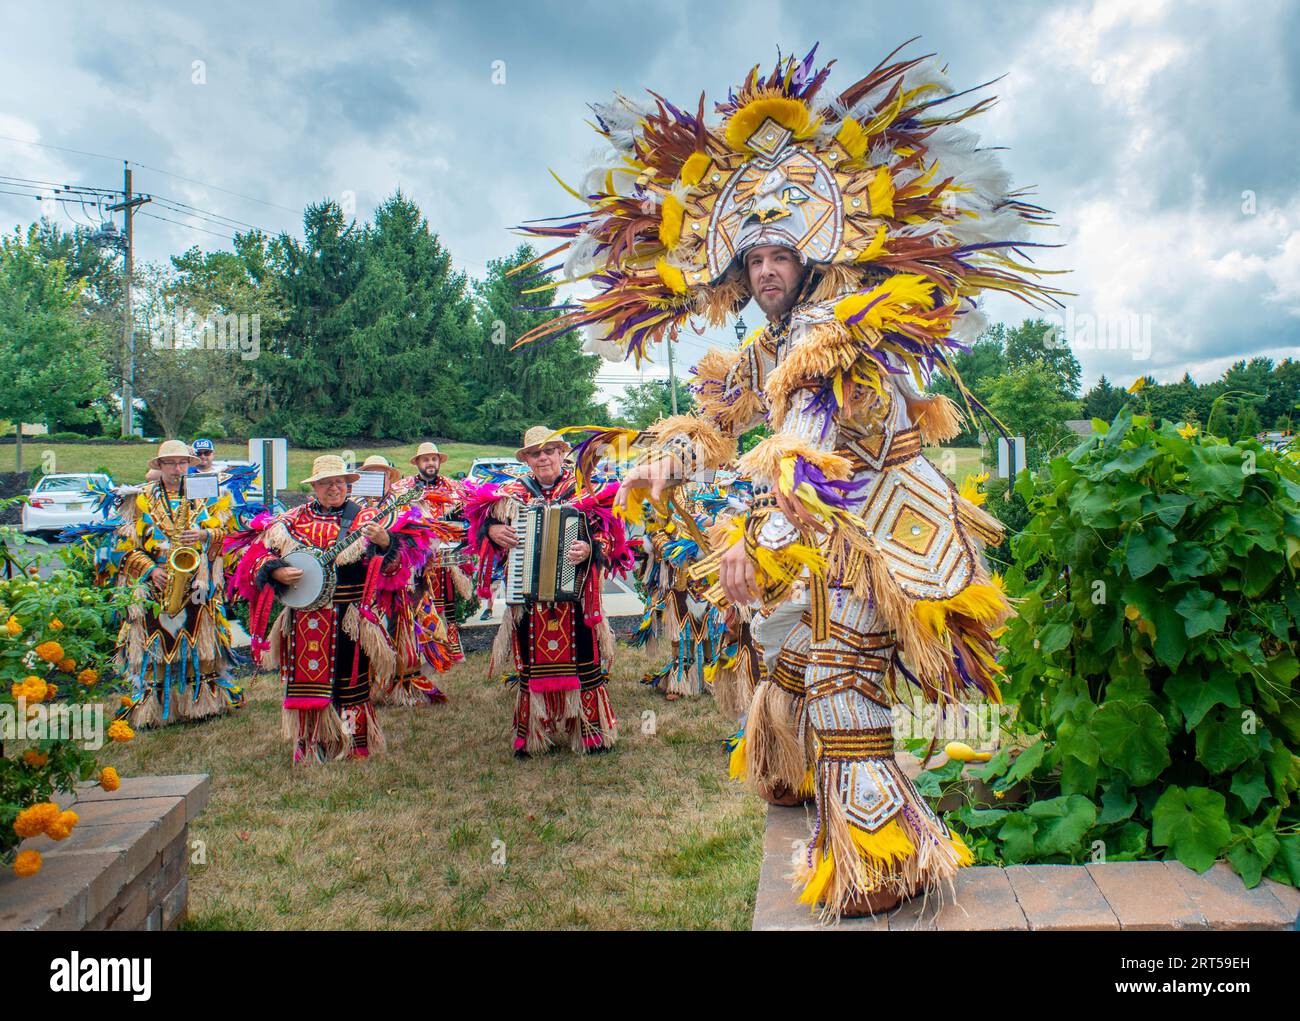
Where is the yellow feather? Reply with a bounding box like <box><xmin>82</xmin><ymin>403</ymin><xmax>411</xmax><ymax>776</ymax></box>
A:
<box><xmin>851</xmin><ymin>819</ymin><xmax>916</xmax><ymax>864</ymax></box>
<box><xmin>725</xmin><ymin>95</ymin><xmax>821</xmax><ymax>152</ymax></box>
<box><xmin>548</xmin><ymin>168</ymin><xmax>584</xmax><ymax>202</ymax></box>
<box><xmin>728</xmin><ymin>735</ymin><xmax>748</xmax><ymax>781</ymax></box>
<box><xmin>797</xmin><ymin>849</ymin><xmax>836</xmax><ymax>907</ymax></box>
<box><xmin>659</xmin><ymin>194</ymin><xmax>685</xmax><ymax>249</ymax></box>
<box><xmin>867</xmin><ymin>165</ymin><xmax>895</xmax><ymax>217</ymax></box>
<box><xmin>655</xmin><ymin>257</ymin><xmax>688</xmax><ymax>295</ymax></box>
<box><xmin>854</xmin><ymin>224</ymin><xmax>889</xmax><ymax>263</ymax></box>
<box><xmin>834</xmin><ymin>117</ymin><xmax>869</xmax><ymax>160</ymax></box>
<box><xmin>679</xmin><ymin>152</ymin><xmax>711</xmax><ymax>187</ymax></box>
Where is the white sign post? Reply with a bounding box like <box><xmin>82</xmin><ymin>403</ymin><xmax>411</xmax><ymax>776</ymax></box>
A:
<box><xmin>997</xmin><ymin>436</ymin><xmax>1027</xmax><ymax>483</ymax></box>
<box><xmin>249</xmin><ymin>438</ymin><xmax>288</xmax><ymax>504</ymax></box>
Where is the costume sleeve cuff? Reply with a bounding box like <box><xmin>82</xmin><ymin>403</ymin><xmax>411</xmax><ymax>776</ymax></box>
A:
<box><xmin>255</xmin><ymin>557</ymin><xmax>291</xmax><ymax>595</ymax></box>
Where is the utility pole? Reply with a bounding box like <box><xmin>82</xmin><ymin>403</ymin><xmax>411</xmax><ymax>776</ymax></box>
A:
<box><xmin>106</xmin><ymin>163</ymin><xmax>150</xmax><ymax>437</ymax></box>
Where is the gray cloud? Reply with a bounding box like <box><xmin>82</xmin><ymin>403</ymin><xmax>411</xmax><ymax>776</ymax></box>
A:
<box><xmin>0</xmin><ymin>0</ymin><xmax>1295</xmax><ymax>394</ymax></box>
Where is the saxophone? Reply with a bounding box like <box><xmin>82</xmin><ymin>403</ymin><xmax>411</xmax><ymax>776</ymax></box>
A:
<box><xmin>162</xmin><ymin>486</ymin><xmax>201</xmax><ymax>615</ymax></box>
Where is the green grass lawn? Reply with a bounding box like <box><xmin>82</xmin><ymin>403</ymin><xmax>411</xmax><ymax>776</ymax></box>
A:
<box><xmin>93</xmin><ymin>646</ymin><xmax>766</xmax><ymax>930</ymax></box>
<box><xmin>4</xmin><ymin>441</ymin><xmax>983</xmax><ymax>486</ymax></box>
<box><xmin>0</xmin><ymin>441</ymin><xmax>516</xmax><ymax>487</ymax></box>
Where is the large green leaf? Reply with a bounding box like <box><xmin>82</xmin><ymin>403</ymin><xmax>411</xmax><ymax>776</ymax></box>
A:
<box><xmin>1164</xmin><ymin>667</ymin><xmax>1241</xmax><ymax>731</ymax></box>
<box><xmin>1226</xmin><ymin>831</ymin><xmax>1279</xmax><ymax>889</ymax></box>
<box><xmin>1001</xmin><ymin>740</ymin><xmax>1047</xmax><ymax>787</ymax></box>
<box><xmin>1097</xmin><ymin>782</ymin><xmax>1138</xmax><ymax>825</ymax></box>
<box><xmin>1167</xmin><ymin>544</ymin><xmax>1212</xmax><ymax>582</ymax></box>
<box><xmin>1126</xmin><ymin>526</ymin><xmax>1174</xmax><ymax>579</ymax></box>
<box><xmin>1092</xmin><ymin>700</ymin><xmax>1171</xmax><ymax>785</ymax></box>
<box><xmin>1175</xmin><ymin>588</ymin><xmax>1231</xmax><ymax>638</ymax></box>
<box><xmin>1151</xmin><ymin>787</ymin><xmax>1232</xmax><ymax>872</ymax></box>
<box><xmin>1186</xmin><ymin>445</ymin><xmax>1247</xmax><ymax>502</ymax></box>
<box><xmin>1194</xmin><ymin>708</ymin><xmax>1258</xmax><ymax>774</ymax></box>
<box><xmin>996</xmin><ymin>814</ymin><xmax>1037</xmax><ymax>862</ymax></box>
<box><xmin>1144</xmin><ymin>492</ymin><xmax>1195</xmax><ymax>527</ymax></box>
<box><xmin>1229</xmin><ymin>767</ymin><xmax>1269</xmax><ymax>814</ymax></box>
<box><xmin>1025</xmin><ymin>795</ymin><xmax>1098</xmax><ymax>857</ymax></box>
<box><xmin>1277</xmin><ymin>834</ymin><xmax>1300</xmax><ymax>886</ymax></box>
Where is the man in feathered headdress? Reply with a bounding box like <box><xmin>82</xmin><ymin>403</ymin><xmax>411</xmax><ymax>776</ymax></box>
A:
<box><xmin>517</xmin><ymin>42</ymin><xmax>1063</xmax><ymax>918</ymax></box>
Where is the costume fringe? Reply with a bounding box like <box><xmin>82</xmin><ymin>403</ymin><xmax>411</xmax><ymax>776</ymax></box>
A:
<box><xmin>195</xmin><ymin>607</ymin><xmax>217</xmax><ymax>664</ymax></box>
<box><xmin>743</xmin><ymin>681</ymin><xmax>812</xmax><ymax>795</ymax></box>
<box><xmin>795</xmin><ymin>761</ymin><xmax>973</xmax><ymax>920</ymax></box>
<box><xmin>282</xmin><ymin>705</ymin><xmax>350</xmax><ymax>762</ymax></box>
<box><xmin>449</xmin><ymin>565</ymin><xmax>474</xmax><ymax>599</ymax></box>
<box><xmin>713</xmin><ymin>625</ymin><xmax>764</xmax><ymax>720</ymax></box>
<box><xmin>260</xmin><ymin>519</ymin><xmax>298</xmax><ymax>556</ymax></box>
<box><xmin>362</xmin><ymin>703</ymin><xmax>387</xmax><ymax>755</ymax></box>
<box><xmin>263</xmin><ymin>610</ymin><xmax>287</xmax><ymax>670</ymax></box>
<box><xmin>765</xmin><ymin>320</ymin><xmax>860</xmax><ymax>426</ymax></box>
<box><xmin>737</xmin><ymin>435</ymin><xmax>853</xmax><ymax>486</ymax></box>
<box><xmin>126</xmin><ymin>690</ymin><xmax>163</xmax><ymax>730</ymax></box>
<box><xmin>489</xmin><ymin>610</ymin><xmax>517</xmax><ymax>677</ymax></box>
<box><xmin>596</xmin><ymin>617</ymin><xmax>615</xmax><ymax>665</ymax></box>
<box><xmin>335</xmin><ymin>539</ymin><xmax>365</xmax><ymax>567</ymax></box>
<box><xmin>956</xmin><ymin>496</ymin><xmax>1006</xmax><ymax>547</ymax></box>
<box><xmin>691</xmin><ymin>347</ymin><xmax>766</xmax><ymax>434</ymax></box>
<box><xmin>644</xmin><ymin>413</ymin><xmax>737</xmax><ymax>470</ymax></box>
<box><xmin>909</xmin><ymin>393</ymin><xmax>965</xmax><ymax>445</ymax></box>
<box><xmin>342</xmin><ymin>603</ymin><xmax>396</xmax><ymax>684</ymax></box>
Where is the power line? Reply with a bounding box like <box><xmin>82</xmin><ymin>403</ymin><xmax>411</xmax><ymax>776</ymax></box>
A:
<box><xmin>149</xmin><ymin>196</ymin><xmax>272</xmax><ymax>235</ymax></box>
<box><xmin>134</xmin><ymin>162</ymin><xmax>298</xmax><ymax>215</ymax></box>
<box><xmin>138</xmin><ymin>209</ymin><xmax>239</xmax><ymax>240</ymax></box>
<box><xmin>0</xmin><ymin>134</ymin><xmax>124</xmax><ymax>165</ymax></box>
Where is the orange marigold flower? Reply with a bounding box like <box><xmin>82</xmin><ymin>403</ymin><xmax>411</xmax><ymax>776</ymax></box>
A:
<box><xmin>13</xmin><ymin>849</ymin><xmax>42</xmax><ymax>877</ymax></box>
<box><xmin>119</xmin><ymin>694</ymin><xmax>133</xmax><ymax>708</ymax></box>
<box><xmin>5</xmin><ymin>616</ymin><xmax>22</xmax><ymax>636</ymax></box>
<box><xmin>35</xmin><ymin>641</ymin><xmax>64</xmax><ymax>664</ymax></box>
<box><xmin>45</xmin><ymin>683</ymin><xmax>58</xmax><ymax>700</ymax></box>
<box><xmin>46</xmin><ymin>810</ymin><xmax>79</xmax><ymax>841</ymax></box>
<box><xmin>13</xmin><ymin>677</ymin><xmax>46</xmax><ymax>704</ymax></box>
<box><xmin>99</xmin><ymin>766</ymin><xmax>121</xmax><ymax>791</ymax></box>
<box><xmin>13</xmin><ymin>802</ymin><xmax>60</xmax><ymax>838</ymax></box>
<box><xmin>77</xmin><ymin>668</ymin><xmax>99</xmax><ymax>687</ymax></box>
<box><xmin>49</xmin><ymin>618</ymin><xmax>64</xmax><ymax>630</ymax></box>
<box><xmin>58</xmin><ymin>658</ymin><xmax>75</xmax><ymax>672</ymax></box>
<box><xmin>107</xmin><ymin>720</ymin><xmax>135</xmax><ymax>742</ymax></box>
<box><xmin>23</xmin><ymin>749</ymin><xmax>48</xmax><ymax>768</ymax></box>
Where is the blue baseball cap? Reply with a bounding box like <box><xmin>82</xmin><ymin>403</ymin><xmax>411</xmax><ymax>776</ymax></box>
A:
<box><xmin>192</xmin><ymin>438</ymin><xmax>214</xmax><ymax>453</ymax></box>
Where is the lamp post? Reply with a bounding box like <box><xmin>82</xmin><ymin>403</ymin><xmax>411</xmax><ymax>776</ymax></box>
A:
<box><xmin>734</xmin><ymin>316</ymin><xmax>747</xmax><ymax>342</ymax></box>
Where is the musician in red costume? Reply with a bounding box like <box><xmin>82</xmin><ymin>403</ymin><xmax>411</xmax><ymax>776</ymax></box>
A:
<box><xmin>384</xmin><ymin>441</ymin><xmax>473</xmax><ymax>705</ymax></box>
<box><xmin>465</xmin><ymin>426</ymin><xmax>629</xmax><ymax>758</ymax></box>
<box><xmin>227</xmin><ymin>454</ymin><xmax>428</xmax><ymax>763</ymax></box>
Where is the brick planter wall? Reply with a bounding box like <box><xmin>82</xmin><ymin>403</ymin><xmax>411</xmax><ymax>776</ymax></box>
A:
<box><xmin>753</xmin><ymin>755</ymin><xmax>1300</xmax><ymax>931</ymax></box>
<box><xmin>0</xmin><ymin>774</ymin><xmax>210</xmax><ymax>931</ymax></box>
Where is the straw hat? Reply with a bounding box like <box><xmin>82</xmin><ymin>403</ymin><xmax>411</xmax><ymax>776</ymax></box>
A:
<box><xmin>359</xmin><ymin>454</ymin><xmax>402</xmax><ymax>482</ymax></box>
<box><xmin>409</xmin><ymin>441</ymin><xmax>449</xmax><ymax>467</ymax></box>
<box><xmin>515</xmin><ymin>426</ymin><xmax>571</xmax><ymax>461</ymax></box>
<box><xmin>148</xmin><ymin>439</ymin><xmax>200</xmax><ymax>469</ymax></box>
<box><xmin>301</xmin><ymin>454</ymin><xmax>361</xmax><ymax>485</ymax></box>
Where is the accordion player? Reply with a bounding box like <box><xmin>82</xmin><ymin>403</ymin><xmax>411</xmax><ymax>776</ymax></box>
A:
<box><xmin>474</xmin><ymin>426</ymin><xmax>625</xmax><ymax>758</ymax></box>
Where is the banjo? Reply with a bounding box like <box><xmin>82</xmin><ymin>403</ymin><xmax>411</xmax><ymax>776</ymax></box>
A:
<box><xmin>278</xmin><ymin>489</ymin><xmax>422</xmax><ymax>611</ymax></box>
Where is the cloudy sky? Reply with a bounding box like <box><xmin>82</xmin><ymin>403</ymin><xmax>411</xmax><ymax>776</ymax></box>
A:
<box><xmin>2</xmin><ymin>0</ymin><xmax>1297</xmax><ymax>406</ymax></box>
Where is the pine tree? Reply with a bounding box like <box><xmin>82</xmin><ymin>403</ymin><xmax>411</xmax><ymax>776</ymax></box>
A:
<box><xmin>468</xmin><ymin>245</ymin><xmax>604</xmax><ymax>444</ymax></box>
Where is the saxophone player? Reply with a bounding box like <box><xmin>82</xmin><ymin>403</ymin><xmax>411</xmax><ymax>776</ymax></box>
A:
<box><xmin>108</xmin><ymin>439</ymin><xmax>243</xmax><ymax>728</ymax></box>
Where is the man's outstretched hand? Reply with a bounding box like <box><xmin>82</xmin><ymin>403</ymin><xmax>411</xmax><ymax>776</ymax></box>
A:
<box><xmin>720</xmin><ymin>539</ymin><xmax>760</xmax><ymax>606</ymax></box>
<box><xmin>615</xmin><ymin>457</ymin><xmax>678</xmax><ymax>510</ymax></box>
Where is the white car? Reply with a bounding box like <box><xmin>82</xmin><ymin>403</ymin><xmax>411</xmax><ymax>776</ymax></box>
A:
<box><xmin>20</xmin><ymin>473</ymin><xmax>113</xmax><ymax>538</ymax></box>
<box><xmin>467</xmin><ymin>457</ymin><xmax>525</xmax><ymax>482</ymax></box>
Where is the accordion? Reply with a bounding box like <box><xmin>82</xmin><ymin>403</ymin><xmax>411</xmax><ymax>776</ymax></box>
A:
<box><xmin>505</xmin><ymin>503</ymin><xmax>590</xmax><ymax>604</ymax></box>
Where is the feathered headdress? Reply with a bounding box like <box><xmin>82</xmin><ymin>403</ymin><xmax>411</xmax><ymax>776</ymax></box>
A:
<box><xmin>514</xmin><ymin>40</ymin><xmax>1065</xmax><ymax>369</ymax></box>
